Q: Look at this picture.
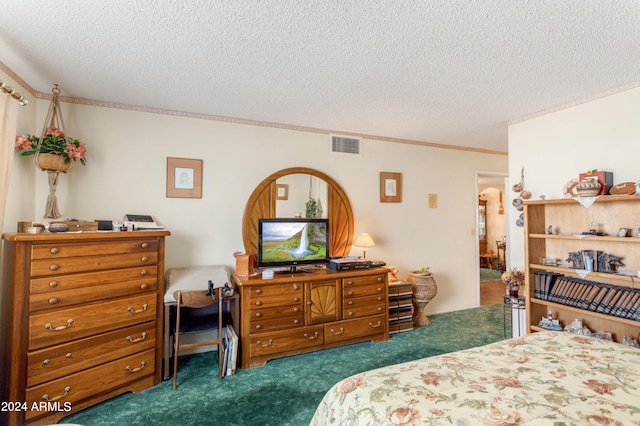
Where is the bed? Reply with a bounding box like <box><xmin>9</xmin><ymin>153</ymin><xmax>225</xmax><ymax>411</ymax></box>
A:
<box><xmin>311</xmin><ymin>331</ymin><xmax>640</xmax><ymax>425</ymax></box>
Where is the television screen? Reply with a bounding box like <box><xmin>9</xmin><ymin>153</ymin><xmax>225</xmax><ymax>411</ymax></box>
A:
<box><xmin>258</xmin><ymin>218</ymin><xmax>329</xmax><ymax>272</ymax></box>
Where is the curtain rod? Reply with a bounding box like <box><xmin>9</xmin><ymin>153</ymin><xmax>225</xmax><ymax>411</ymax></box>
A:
<box><xmin>0</xmin><ymin>80</ymin><xmax>28</xmax><ymax>106</ymax></box>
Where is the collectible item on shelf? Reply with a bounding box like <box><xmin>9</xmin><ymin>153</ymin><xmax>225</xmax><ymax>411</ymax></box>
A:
<box><xmin>538</xmin><ymin>316</ymin><xmax>562</xmax><ymax>331</ymax></box>
<box><xmin>562</xmin><ymin>178</ymin><xmax>580</xmax><ymax>198</ymax></box>
<box><xmin>610</xmin><ymin>181</ymin><xmax>636</xmax><ymax>195</ymax></box>
<box><xmin>576</xmin><ymin>178</ymin><xmax>602</xmax><ymax>197</ymax></box>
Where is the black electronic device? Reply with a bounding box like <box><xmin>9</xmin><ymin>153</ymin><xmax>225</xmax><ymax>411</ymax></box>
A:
<box><xmin>370</xmin><ymin>260</ymin><xmax>387</xmax><ymax>267</ymax></box>
<box><xmin>327</xmin><ymin>257</ymin><xmax>372</xmax><ymax>271</ymax></box>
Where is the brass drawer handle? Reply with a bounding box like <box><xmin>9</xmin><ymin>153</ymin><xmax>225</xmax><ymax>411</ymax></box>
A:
<box><xmin>293</xmin><ymin>284</ymin><xmax>299</xmax><ymax>290</ymax></box>
<box><xmin>45</xmin><ymin>319</ymin><xmax>73</xmax><ymax>331</ymax></box>
<box><xmin>127</xmin><ymin>332</ymin><xmax>147</xmax><ymax>343</ymax></box>
<box><xmin>348</xmin><ymin>301</ymin><xmax>353</xmax><ymax>306</ymax></box>
<box><xmin>377</xmin><ymin>296</ymin><xmax>383</xmax><ymax>301</ymax></box>
<box><xmin>125</xmin><ymin>361</ymin><xmax>146</xmax><ymax>373</ymax></box>
<box><xmin>330</xmin><ymin>327</ymin><xmax>344</xmax><ymax>335</ymax></box>
<box><xmin>255</xmin><ymin>312</ymin><xmax>262</xmax><ymax>318</ymax></box>
<box><xmin>293</xmin><ymin>307</ymin><xmax>299</xmax><ymax>313</ymax></box>
<box><xmin>257</xmin><ymin>339</ymin><xmax>273</xmax><ymax>347</ymax></box>
<box><xmin>49</xmin><ymin>281</ymin><xmax>58</xmax><ymax>288</ymax></box>
<box><xmin>348</xmin><ymin>311</ymin><xmax>354</xmax><ymax>316</ymax></box>
<box><xmin>293</xmin><ymin>319</ymin><xmax>299</xmax><ymax>324</ymax></box>
<box><xmin>369</xmin><ymin>321</ymin><xmax>382</xmax><ymax>328</ymax></box>
<box><xmin>44</xmin><ymin>352</ymin><xmax>71</xmax><ymax>366</ymax></box>
<box><xmin>140</xmin><ymin>283</ymin><xmax>149</xmax><ymax>290</ymax></box>
<box><xmin>140</xmin><ymin>269</ymin><xmax>148</xmax><ymax>276</ymax></box>
<box><xmin>255</xmin><ymin>289</ymin><xmax>262</xmax><ymax>294</ymax></box>
<box><xmin>377</xmin><ymin>287</ymin><xmax>383</xmax><ymax>292</ymax></box>
<box><xmin>127</xmin><ymin>304</ymin><xmax>148</xmax><ymax>314</ymax></box>
<box><xmin>50</xmin><ymin>247</ymin><xmax>59</xmax><ymax>254</ymax></box>
<box><xmin>49</xmin><ymin>264</ymin><xmax>59</xmax><ymax>271</ymax></box>
<box><xmin>48</xmin><ymin>297</ymin><xmax>58</xmax><ymax>305</ymax></box>
<box><xmin>348</xmin><ymin>291</ymin><xmax>354</xmax><ymax>296</ymax></box>
<box><xmin>377</xmin><ymin>307</ymin><xmax>383</xmax><ymax>312</ymax></box>
<box><xmin>377</xmin><ymin>277</ymin><xmax>383</xmax><ymax>282</ymax></box>
<box><xmin>42</xmin><ymin>386</ymin><xmax>70</xmax><ymax>402</ymax></box>
<box><xmin>293</xmin><ymin>297</ymin><xmax>300</xmax><ymax>302</ymax></box>
<box><xmin>346</xmin><ymin>281</ymin><xmax>354</xmax><ymax>286</ymax></box>
<box><xmin>141</xmin><ymin>242</ymin><xmax>149</xmax><ymax>249</ymax></box>
<box><xmin>255</xmin><ymin>301</ymin><xmax>263</xmax><ymax>306</ymax></box>
<box><xmin>140</xmin><ymin>256</ymin><xmax>149</xmax><ymax>262</ymax></box>
<box><xmin>255</xmin><ymin>324</ymin><xmax>263</xmax><ymax>330</ymax></box>
<box><xmin>304</xmin><ymin>332</ymin><xmax>319</xmax><ymax>340</ymax></box>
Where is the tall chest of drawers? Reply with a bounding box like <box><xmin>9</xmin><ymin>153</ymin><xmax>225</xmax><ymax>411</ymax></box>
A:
<box><xmin>234</xmin><ymin>268</ymin><xmax>388</xmax><ymax>369</ymax></box>
<box><xmin>1</xmin><ymin>230</ymin><xmax>170</xmax><ymax>426</ymax></box>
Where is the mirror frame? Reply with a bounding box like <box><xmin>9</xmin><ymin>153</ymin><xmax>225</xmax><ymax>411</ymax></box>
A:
<box><xmin>242</xmin><ymin>167</ymin><xmax>355</xmax><ymax>258</ymax></box>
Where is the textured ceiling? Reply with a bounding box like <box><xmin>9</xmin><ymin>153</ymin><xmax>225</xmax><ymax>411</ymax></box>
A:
<box><xmin>1</xmin><ymin>1</ymin><xmax>639</xmax><ymax>153</ymax></box>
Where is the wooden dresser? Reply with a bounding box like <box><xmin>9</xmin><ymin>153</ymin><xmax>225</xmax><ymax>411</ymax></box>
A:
<box><xmin>234</xmin><ymin>268</ymin><xmax>388</xmax><ymax>368</ymax></box>
<box><xmin>1</xmin><ymin>230</ymin><xmax>170</xmax><ymax>426</ymax></box>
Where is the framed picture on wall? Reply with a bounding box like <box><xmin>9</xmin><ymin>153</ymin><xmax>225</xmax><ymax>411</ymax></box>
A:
<box><xmin>166</xmin><ymin>157</ymin><xmax>203</xmax><ymax>198</ymax></box>
<box><xmin>380</xmin><ymin>172</ymin><xmax>402</xmax><ymax>203</ymax></box>
<box><xmin>275</xmin><ymin>184</ymin><xmax>289</xmax><ymax>200</ymax></box>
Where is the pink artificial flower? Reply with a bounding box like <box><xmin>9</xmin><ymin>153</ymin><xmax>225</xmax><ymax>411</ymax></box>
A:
<box><xmin>15</xmin><ymin>135</ymin><xmax>32</xmax><ymax>150</ymax></box>
<box><xmin>67</xmin><ymin>142</ymin><xmax>87</xmax><ymax>160</ymax></box>
<box><xmin>44</xmin><ymin>126</ymin><xmax>65</xmax><ymax>138</ymax></box>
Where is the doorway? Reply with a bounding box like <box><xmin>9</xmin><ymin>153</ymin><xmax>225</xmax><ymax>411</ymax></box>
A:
<box><xmin>477</xmin><ymin>172</ymin><xmax>508</xmax><ymax>305</ymax></box>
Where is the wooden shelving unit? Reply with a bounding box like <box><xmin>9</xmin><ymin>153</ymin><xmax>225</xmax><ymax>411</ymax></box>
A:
<box><xmin>524</xmin><ymin>195</ymin><xmax>640</xmax><ymax>342</ymax></box>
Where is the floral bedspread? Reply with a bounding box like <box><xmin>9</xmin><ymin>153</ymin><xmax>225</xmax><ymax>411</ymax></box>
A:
<box><xmin>310</xmin><ymin>331</ymin><xmax>640</xmax><ymax>425</ymax></box>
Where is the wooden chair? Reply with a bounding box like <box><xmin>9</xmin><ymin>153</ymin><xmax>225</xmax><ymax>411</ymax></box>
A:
<box><xmin>172</xmin><ymin>286</ymin><xmax>224</xmax><ymax>389</ymax></box>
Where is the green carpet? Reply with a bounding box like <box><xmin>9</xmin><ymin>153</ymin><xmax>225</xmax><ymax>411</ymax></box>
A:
<box><xmin>480</xmin><ymin>267</ymin><xmax>502</xmax><ymax>282</ymax></box>
<box><xmin>61</xmin><ymin>304</ymin><xmax>510</xmax><ymax>426</ymax></box>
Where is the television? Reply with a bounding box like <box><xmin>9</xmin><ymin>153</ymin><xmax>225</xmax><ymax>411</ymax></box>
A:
<box><xmin>257</xmin><ymin>218</ymin><xmax>330</xmax><ymax>273</ymax></box>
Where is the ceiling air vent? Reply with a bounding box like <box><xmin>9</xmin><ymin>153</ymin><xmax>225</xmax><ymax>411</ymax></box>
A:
<box><xmin>330</xmin><ymin>135</ymin><xmax>362</xmax><ymax>156</ymax></box>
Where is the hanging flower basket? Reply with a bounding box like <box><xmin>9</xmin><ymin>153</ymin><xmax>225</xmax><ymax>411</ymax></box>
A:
<box><xmin>36</xmin><ymin>153</ymin><xmax>74</xmax><ymax>173</ymax></box>
<box><xmin>13</xmin><ymin>84</ymin><xmax>88</xmax><ymax>219</ymax></box>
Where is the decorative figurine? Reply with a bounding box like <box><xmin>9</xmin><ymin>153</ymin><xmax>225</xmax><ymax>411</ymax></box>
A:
<box><xmin>597</xmin><ymin>253</ymin><xmax>624</xmax><ymax>272</ymax></box>
<box><xmin>566</xmin><ymin>252</ymin><xmax>584</xmax><ymax>269</ymax></box>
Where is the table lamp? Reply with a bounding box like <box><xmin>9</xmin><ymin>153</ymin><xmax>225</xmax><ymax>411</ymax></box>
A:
<box><xmin>354</xmin><ymin>233</ymin><xmax>375</xmax><ymax>258</ymax></box>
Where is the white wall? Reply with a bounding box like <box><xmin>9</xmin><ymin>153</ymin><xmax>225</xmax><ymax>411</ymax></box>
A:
<box><xmin>2</xmin><ymin>69</ymin><xmax>508</xmax><ymax>315</ymax></box>
<box><xmin>508</xmin><ymin>85</ymin><xmax>640</xmax><ymax>269</ymax></box>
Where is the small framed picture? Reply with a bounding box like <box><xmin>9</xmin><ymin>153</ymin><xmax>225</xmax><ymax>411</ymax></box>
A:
<box><xmin>380</xmin><ymin>172</ymin><xmax>402</xmax><ymax>203</ymax></box>
<box><xmin>617</xmin><ymin>228</ymin><xmax>628</xmax><ymax>237</ymax></box>
<box><xmin>166</xmin><ymin>157</ymin><xmax>203</xmax><ymax>198</ymax></box>
<box><xmin>275</xmin><ymin>183</ymin><xmax>289</xmax><ymax>200</ymax></box>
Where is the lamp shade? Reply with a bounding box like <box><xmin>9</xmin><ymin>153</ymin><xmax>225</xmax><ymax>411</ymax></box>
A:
<box><xmin>354</xmin><ymin>233</ymin><xmax>375</xmax><ymax>247</ymax></box>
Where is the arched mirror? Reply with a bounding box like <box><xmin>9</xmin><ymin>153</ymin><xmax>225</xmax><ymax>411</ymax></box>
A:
<box><xmin>242</xmin><ymin>167</ymin><xmax>355</xmax><ymax>258</ymax></box>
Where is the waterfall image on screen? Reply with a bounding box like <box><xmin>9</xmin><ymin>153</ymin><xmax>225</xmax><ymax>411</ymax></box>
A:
<box><xmin>258</xmin><ymin>219</ymin><xmax>328</xmax><ymax>265</ymax></box>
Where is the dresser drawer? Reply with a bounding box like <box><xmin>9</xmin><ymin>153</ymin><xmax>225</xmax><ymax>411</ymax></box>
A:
<box><xmin>343</xmin><ymin>274</ymin><xmax>385</xmax><ymax>289</ymax></box>
<box><xmin>248</xmin><ymin>325</ymin><xmax>324</xmax><ymax>357</ymax></box>
<box><xmin>30</xmin><ymin>266</ymin><xmax>157</xmax><ymax>294</ymax></box>
<box><xmin>30</xmin><ymin>269</ymin><xmax>157</xmax><ymax>311</ymax></box>
<box><xmin>27</xmin><ymin>322</ymin><xmax>155</xmax><ymax>387</ymax></box>
<box><xmin>249</xmin><ymin>284</ymin><xmax>304</xmax><ymax>308</ymax></box>
<box><xmin>343</xmin><ymin>281</ymin><xmax>385</xmax><ymax>298</ymax></box>
<box><xmin>29</xmin><ymin>293</ymin><xmax>157</xmax><ymax>350</ymax></box>
<box><xmin>343</xmin><ymin>294</ymin><xmax>386</xmax><ymax>319</ymax></box>
<box><xmin>324</xmin><ymin>314</ymin><xmax>386</xmax><ymax>344</ymax></box>
<box><xmin>31</xmin><ymin>239</ymin><xmax>158</xmax><ymax>259</ymax></box>
<box><xmin>249</xmin><ymin>282</ymin><xmax>302</xmax><ymax>298</ymax></box>
<box><xmin>31</xmin><ymin>252</ymin><xmax>158</xmax><ymax>277</ymax></box>
<box><xmin>250</xmin><ymin>305</ymin><xmax>304</xmax><ymax>332</ymax></box>
<box><xmin>25</xmin><ymin>349</ymin><xmax>155</xmax><ymax>421</ymax></box>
